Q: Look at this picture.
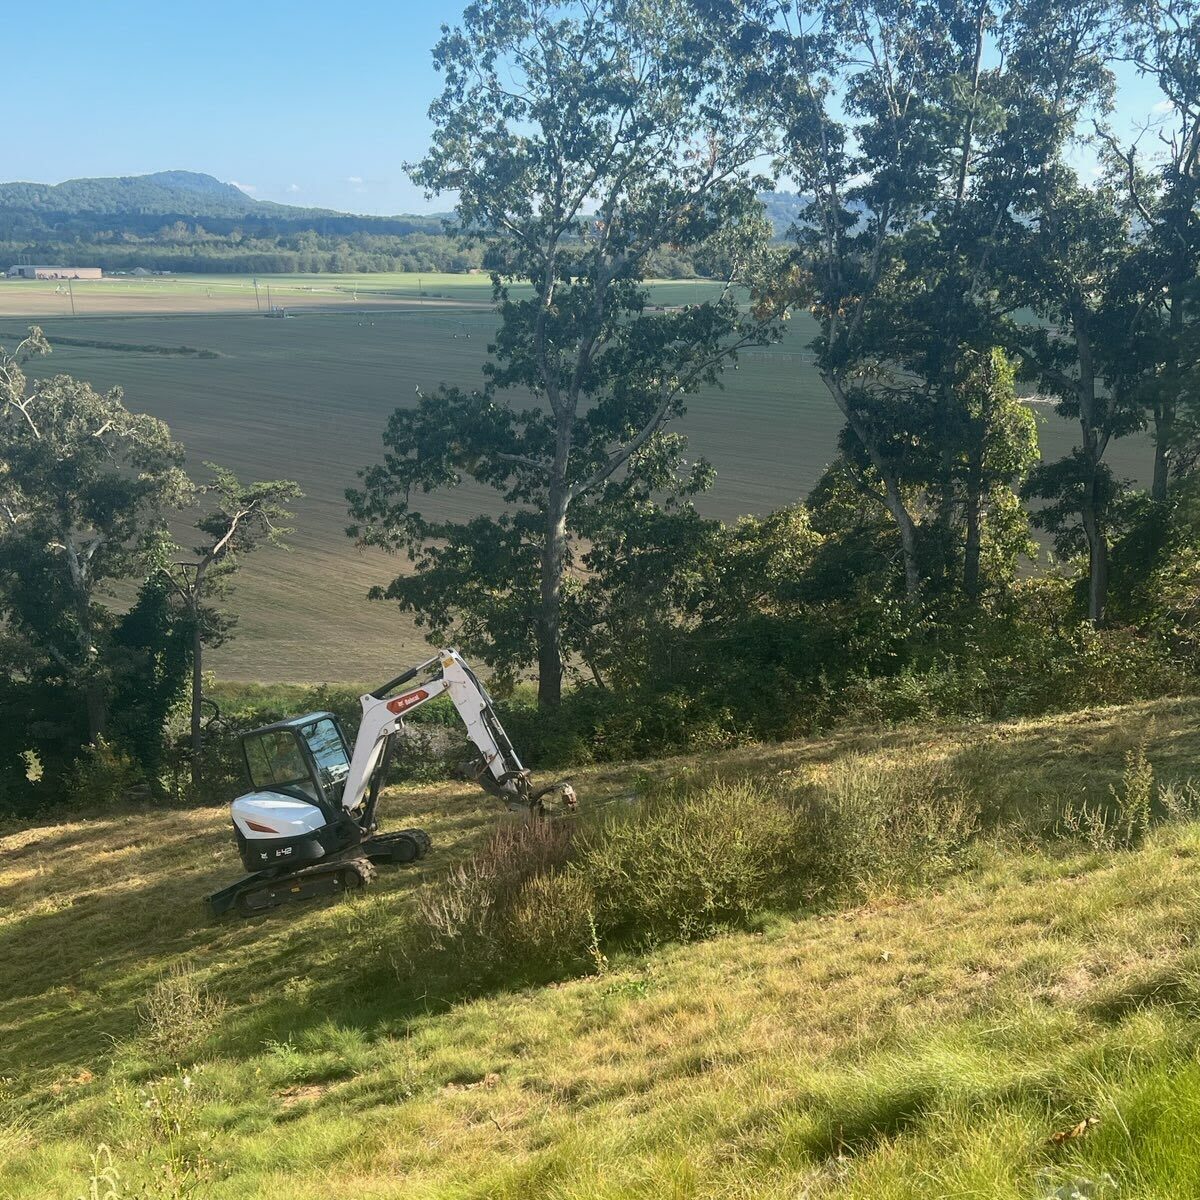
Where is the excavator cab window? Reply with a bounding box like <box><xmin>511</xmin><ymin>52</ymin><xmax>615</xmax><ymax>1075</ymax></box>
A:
<box><xmin>298</xmin><ymin>717</ymin><xmax>351</xmax><ymax>803</ymax></box>
<box><xmin>241</xmin><ymin>713</ymin><xmax>351</xmax><ymax>810</ymax></box>
<box><xmin>244</xmin><ymin>730</ymin><xmax>311</xmax><ymax>793</ymax></box>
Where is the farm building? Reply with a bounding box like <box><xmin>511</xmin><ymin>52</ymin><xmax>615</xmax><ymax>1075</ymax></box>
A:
<box><xmin>6</xmin><ymin>265</ymin><xmax>102</xmax><ymax>280</ymax></box>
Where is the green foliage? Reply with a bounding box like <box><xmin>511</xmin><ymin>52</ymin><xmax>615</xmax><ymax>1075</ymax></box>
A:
<box><xmin>62</xmin><ymin>738</ymin><xmax>143</xmax><ymax>807</ymax></box>
<box><xmin>576</xmin><ymin>781</ymin><xmax>806</xmax><ymax>944</ymax></box>
<box><xmin>807</xmin><ymin>758</ymin><xmax>982</xmax><ymax>896</ymax></box>
<box><xmin>352</xmin><ymin>0</ymin><xmax>778</xmax><ymax>706</ymax></box>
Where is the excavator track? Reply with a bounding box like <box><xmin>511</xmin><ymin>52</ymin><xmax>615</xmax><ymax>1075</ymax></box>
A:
<box><xmin>232</xmin><ymin>855</ymin><xmax>376</xmax><ymax>917</ymax></box>
<box><xmin>364</xmin><ymin>827</ymin><xmax>432</xmax><ymax>864</ymax></box>
<box><xmin>208</xmin><ymin>828</ymin><xmax>432</xmax><ymax>918</ymax></box>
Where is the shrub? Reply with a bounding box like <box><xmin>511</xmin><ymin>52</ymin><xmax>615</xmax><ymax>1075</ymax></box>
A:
<box><xmin>412</xmin><ymin>817</ymin><xmax>579</xmax><ymax>974</ymax></box>
<box><xmin>804</xmin><ymin>756</ymin><xmax>982</xmax><ymax>897</ymax></box>
<box><xmin>63</xmin><ymin>738</ymin><xmax>143</xmax><ymax>806</ymax></box>
<box><xmin>576</xmin><ymin>780</ymin><xmax>807</xmax><ymax>944</ymax></box>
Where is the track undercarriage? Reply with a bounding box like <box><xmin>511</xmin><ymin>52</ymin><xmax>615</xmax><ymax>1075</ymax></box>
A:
<box><xmin>207</xmin><ymin>828</ymin><xmax>431</xmax><ymax>917</ymax></box>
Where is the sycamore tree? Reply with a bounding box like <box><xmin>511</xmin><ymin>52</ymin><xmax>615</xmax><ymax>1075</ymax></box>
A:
<box><xmin>0</xmin><ymin>328</ymin><xmax>188</xmax><ymax>743</ymax></box>
<box><xmin>348</xmin><ymin>0</ymin><xmax>779</xmax><ymax>707</ymax></box>
<box><xmin>162</xmin><ymin>467</ymin><xmax>301</xmax><ymax>785</ymax></box>
<box><xmin>751</xmin><ymin>0</ymin><xmax>1113</xmax><ymax>601</ymax></box>
<box><xmin>1098</xmin><ymin>0</ymin><xmax>1200</xmax><ymax>502</ymax></box>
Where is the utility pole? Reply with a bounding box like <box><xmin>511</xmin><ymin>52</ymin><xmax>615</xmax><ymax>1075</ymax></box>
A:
<box><xmin>253</xmin><ymin>278</ymin><xmax>261</xmax><ymax>311</ymax></box>
<box><xmin>67</xmin><ymin>276</ymin><xmax>76</xmax><ymax>316</ymax></box>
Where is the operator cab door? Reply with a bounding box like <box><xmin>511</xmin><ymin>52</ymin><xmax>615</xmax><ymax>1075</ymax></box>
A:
<box><xmin>241</xmin><ymin>715</ymin><xmax>352</xmax><ymax>818</ymax></box>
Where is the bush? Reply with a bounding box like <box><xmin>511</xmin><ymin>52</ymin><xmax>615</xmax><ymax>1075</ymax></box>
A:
<box><xmin>412</xmin><ymin>818</ymin><xmax>585</xmax><ymax>975</ymax></box>
<box><xmin>63</xmin><ymin>738</ymin><xmax>143</xmax><ymax>806</ymax></box>
<box><xmin>577</xmin><ymin>780</ymin><xmax>807</xmax><ymax>944</ymax></box>
<box><xmin>805</xmin><ymin>756</ymin><xmax>982</xmax><ymax>897</ymax></box>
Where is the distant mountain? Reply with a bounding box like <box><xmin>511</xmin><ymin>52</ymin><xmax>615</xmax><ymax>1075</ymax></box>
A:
<box><xmin>0</xmin><ymin>170</ymin><xmax>811</xmax><ymax>275</ymax></box>
<box><xmin>759</xmin><ymin>191</ymin><xmax>809</xmax><ymax>236</ymax></box>
<box><xmin>0</xmin><ymin>171</ymin><xmax>449</xmax><ymax>238</ymax></box>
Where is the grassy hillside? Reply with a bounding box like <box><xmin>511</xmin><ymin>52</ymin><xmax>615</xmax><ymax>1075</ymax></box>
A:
<box><xmin>5</xmin><ymin>698</ymin><xmax>1200</xmax><ymax>1197</ymax></box>
<box><xmin>2</xmin><ymin>290</ymin><xmax>1155</xmax><ymax>682</ymax></box>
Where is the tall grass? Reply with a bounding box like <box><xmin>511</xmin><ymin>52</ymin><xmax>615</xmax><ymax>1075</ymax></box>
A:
<box><xmin>400</xmin><ymin>739</ymin><xmax>1200</xmax><ymax>1000</ymax></box>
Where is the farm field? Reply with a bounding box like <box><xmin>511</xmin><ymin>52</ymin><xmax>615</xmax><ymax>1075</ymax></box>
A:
<box><xmin>5</xmin><ymin>282</ymin><xmax>1156</xmax><ymax>683</ymax></box>
<box><xmin>0</xmin><ymin>271</ymin><xmax>727</xmax><ymax>318</ymax></box>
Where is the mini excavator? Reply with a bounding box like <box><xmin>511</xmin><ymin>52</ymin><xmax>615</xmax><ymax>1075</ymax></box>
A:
<box><xmin>206</xmin><ymin>649</ymin><xmax>575</xmax><ymax>917</ymax></box>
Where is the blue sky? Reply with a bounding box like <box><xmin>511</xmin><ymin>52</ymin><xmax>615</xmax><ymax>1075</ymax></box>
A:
<box><xmin>14</xmin><ymin>0</ymin><xmax>454</xmax><ymax>214</ymax></box>
<box><xmin>11</xmin><ymin>1</ymin><xmax>1174</xmax><ymax>216</ymax></box>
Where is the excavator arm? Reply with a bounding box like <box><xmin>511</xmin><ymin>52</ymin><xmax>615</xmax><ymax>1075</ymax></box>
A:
<box><xmin>343</xmin><ymin>649</ymin><xmax>575</xmax><ymax>817</ymax></box>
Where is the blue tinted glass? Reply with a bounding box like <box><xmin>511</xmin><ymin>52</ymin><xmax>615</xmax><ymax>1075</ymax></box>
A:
<box><xmin>302</xmin><ymin>719</ymin><xmax>349</xmax><ymax>776</ymax></box>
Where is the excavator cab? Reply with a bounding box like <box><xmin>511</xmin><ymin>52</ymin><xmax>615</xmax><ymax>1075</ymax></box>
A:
<box><xmin>240</xmin><ymin>713</ymin><xmax>352</xmax><ymax>814</ymax></box>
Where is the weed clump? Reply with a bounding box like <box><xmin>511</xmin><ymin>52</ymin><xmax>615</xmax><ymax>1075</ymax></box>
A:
<box><xmin>577</xmin><ymin>780</ymin><xmax>807</xmax><ymax>944</ymax></box>
<box><xmin>137</xmin><ymin>964</ymin><xmax>226</xmax><ymax>1060</ymax></box>
<box><xmin>807</xmin><ymin>756</ymin><xmax>982</xmax><ymax>897</ymax></box>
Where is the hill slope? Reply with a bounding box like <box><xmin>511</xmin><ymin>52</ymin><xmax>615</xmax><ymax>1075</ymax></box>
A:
<box><xmin>0</xmin><ymin>170</ymin><xmax>448</xmax><ymax>241</ymax></box>
<box><xmin>5</xmin><ymin>699</ymin><xmax>1200</xmax><ymax>1197</ymax></box>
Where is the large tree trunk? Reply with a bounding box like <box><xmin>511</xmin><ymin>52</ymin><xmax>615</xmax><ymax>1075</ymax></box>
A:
<box><xmin>882</xmin><ymin>474</ymin><xmax>922</xmax><ymax>600</ymax></box>
<box><xmin>1072</xmin><ymin>304</ymin><xmax>1109</xmax><ymax>625</ymax></box>
<box><xmin>1152</xmin><ymin>403</ymin><xmax>1173</xmax><ymax>504</ymax></box>
<box><xmin>963</xmin><ymin>463</ymin><xmax>983</xmax><ymax>599</ymax></box>
<box><xmin>823</xmin><ymin>372</ymin><xmax>922</xmax><ymax>600</ymax></box>
<box><xmin>190</xmin><ymin>613</ymin><xmax>203</xmax><ymax>788</ymax></box>
<box><xmin>537</xmin><ymin>483</ymin><xmax>569</xmax><ymax>709</ymax></box>
<box><xmin>1081</xmin><ymin>487</ymin><xmax>1108</xmax><ymax>624</ymax></box>
<box><xmin>1152</xmin><ymin>290</ymin><xmax>1183</xmax><ymax>503</ymax></box>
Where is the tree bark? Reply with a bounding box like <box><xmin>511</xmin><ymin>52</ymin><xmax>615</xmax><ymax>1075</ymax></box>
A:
<box><xmin>1081</xmin><ymin>485</ymin><xmax>1108</xmax><ymax>624</ymax></box>
<box><xmin>1151</xmin><ymin>290</ymin><xmax>1182</xmax><ymax>503</ymax></box>
<box><xmin>963</xmin><ymin>462</ymin><xmax>983</xmax><ymax>599</ymax></box>
<box><xmin>1071</xmin><ymin>303</ymin><xmax>1109</xmax><ymax>625</ymax></box>
<box><xmin>537</xmin><ymin>481</ymin><xmax>569</xmax><ymax>710</ymax></box>
<box><xmin>823</xmin><ymin>372</ymin><xmax>922</xmax><ymax>599</ymax></box>
<box><xmin>190</xmin><ymin>609</ymin><xmax>203</xmax><ymax>789</ymax></box>
<box><xmin>1152</xmin><ymin>402</ymin><xmax>1173</xmax><ymax>504</ymax></box>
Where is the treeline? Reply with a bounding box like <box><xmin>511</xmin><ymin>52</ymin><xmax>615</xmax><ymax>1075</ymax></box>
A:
<box><xmin>0</xmin><ymin>229</ymin><xmax>486</xmax><ymax>275</ymax></box>
<box><xmin>0</xmin><ymin>227</ymin><xmax>735</xmax><ymax>278</ymax></box>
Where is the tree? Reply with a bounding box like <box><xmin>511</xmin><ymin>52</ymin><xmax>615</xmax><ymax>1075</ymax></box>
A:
<box><xmin>162</xmin><ymin>466</ymin><xmax>300</xmax><ymax>785</ymax></box>
<box><xmin>0</xmin><ymin>329</ymin><xmax>188</xmax><ymax>743</ymax></box>
<box><xmin>1019</xmin><ymin>175</ymin><xmax>1141</xmax><ymax>624</ymax></box>
<box><xmin>1098</xmin><ymin>0</ymin><xmax>1200</xmax><ymax>502</ymax></box>
<box><xmin>756</xmin><ymin>0</ymin><xmax>1114</xmax><ymax>602</ymax></box>
<box><xmin>350</xmin><ymin>0</ymin><xmax>778</xmax><ymax>707</ymax></box>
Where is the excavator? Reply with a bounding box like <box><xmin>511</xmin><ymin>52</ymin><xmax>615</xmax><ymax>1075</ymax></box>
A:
<box><xmin>206</xmin><ymin>649</ymin><xmax>575</xmax><ymax>917</ymax></box>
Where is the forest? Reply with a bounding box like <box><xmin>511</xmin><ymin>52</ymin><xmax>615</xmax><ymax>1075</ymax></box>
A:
<box><xmin>0</xmin><ymin>0</ymin><xmax>1197</xmax><ymax>814</ymax></box>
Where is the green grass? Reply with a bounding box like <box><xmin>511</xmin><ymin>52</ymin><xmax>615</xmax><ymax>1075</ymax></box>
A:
<box><xmin>4</xmin><ymin>697</ymin><xmax>1200</xmax><ymax>1197</ymax></box>
<box><xmin>5</xmin><ymin>292</ymin><xmax>1154</xmax><ymax>683</ymax></box>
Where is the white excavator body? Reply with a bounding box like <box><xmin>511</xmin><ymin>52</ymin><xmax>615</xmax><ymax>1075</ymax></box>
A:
<box><xmin>208</xmin><ymin>649</ymin><xmax>573</xmax><ymax>916</ymax></box>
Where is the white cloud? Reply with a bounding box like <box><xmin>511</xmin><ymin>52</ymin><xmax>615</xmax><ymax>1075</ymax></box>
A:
<box><xmin>1153</xmin><ymin>99</ymin><xmax>1176</xmax><ymax>115</ymax></box>
<box><xmin>230</xmin><ymin>180</ymin><xmax>257</xmax><ymax>194</ymax></box>
<box><xmin>347</xmin><ymin>175</ymin><xmax>364</xmax><ymax>184</ymax></box>
<box><xmin>286</xmin><ymin>182</ymin><xmax>301</xmax><ymax>193</ymax></box>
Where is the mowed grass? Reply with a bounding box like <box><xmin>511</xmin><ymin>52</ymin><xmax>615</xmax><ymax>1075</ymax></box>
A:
<box><xmin>4</xmin><ymin>697</ymin><xmax>1200</xmax><ymax>1197</ymax></box>
<box><xmin>4</xmin><ymin>283</ymin><xmax>1157</xmax><ymax>681</ymax></box>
